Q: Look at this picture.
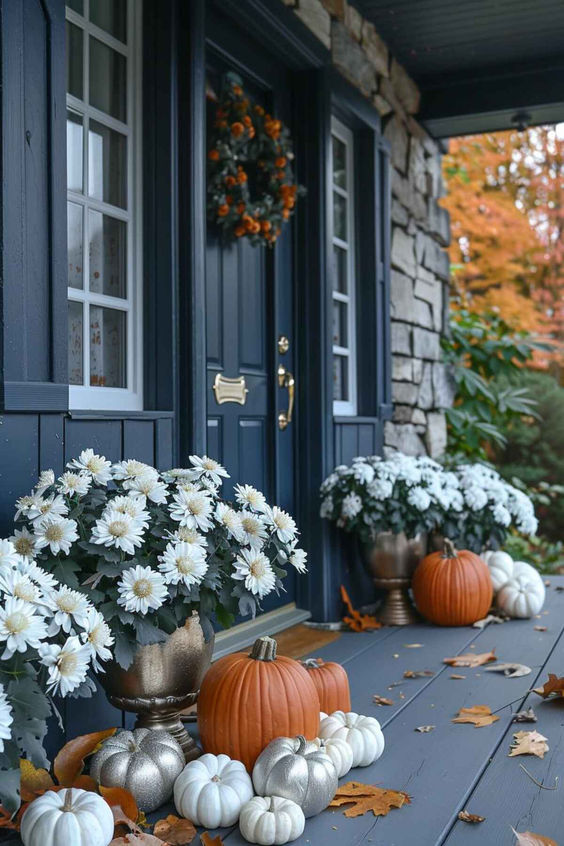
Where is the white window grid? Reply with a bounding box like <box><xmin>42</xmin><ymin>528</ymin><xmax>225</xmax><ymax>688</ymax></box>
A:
<box><xmin>66</xmin><ymin>0</ymin><xmax>143</xmax><ymax>410</ymax></box>
<box><xmin>331</xmin><ymin>116</ymin><xmax>357</xmax><ymax>417</ymax></box>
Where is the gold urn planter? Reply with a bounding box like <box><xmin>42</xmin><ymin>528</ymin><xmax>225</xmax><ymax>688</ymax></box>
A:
<box><xmin>363</xmin><ymin>532</ymin><xmax>427</xmax><ymax>625</ymax></box>
<box><xmin>98</xmin><ymin>611</ymin><xmax>214</xmax><ymax>762</ymax></box>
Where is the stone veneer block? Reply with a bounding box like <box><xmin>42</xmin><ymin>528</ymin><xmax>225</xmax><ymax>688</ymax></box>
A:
<box><xmin>296</xmin><ymin>0</ymin><xmax>331</xmax><ymax>48</ymax></box>
<box><xmin>417</xmin><ymin>362</ymin><xmax>433</xmax><ymax>410</ymax></box>
<box><xmin>432</xmin><ymin>362</ymin><xmax>456</xmax><ymax>409</ymax></box>
<box><xmin>320</xmin><ymin>0</ymin><xmax>346</xmax><ymax>19</ymax></box>
<box><xmin>331</xmin><ymin>21</ymin><xmax>377</xmax><ymax>97</ymax></box>
<box><xmin>384</xmin><ymin>115</ymin><xmax>409</xmax><ymax>174</ymax></box>
<box><xmin>391</xmin><ymin>227</ymin><xmax>416</xmax><ymax>277</ymax></box>
<box><xmin>392</xmin><ymin>381</ymin><xmax>418</xmax><ymax>405</ymax></box>
<box><xmin>425</xmin><ymin>412</ymin><xmax>447</xmax><ymax>458</ymax></box>
<box><xmin>360</xmin><ymin>20</ymin><xmax>389</xmax><ymax>77</ymax></box>
<box><xmin>391</xmin><ymin>322</ymin><xmax>411</xmax><ymax>354</ymax></box>
<box><xmin>390</xmin><ymin>57</ymin><xmax>420</xmax><ymax>114</ymax></box>
<box><xmin>392</xmin><ymin>356</ymin><xmax>413</xmax><ymax>381</ymax></box>
<box><xmin>384</xmin><ymin>422</ymin><xmax>426</xmax><ymax>456</ymax></box>
<box><xmin>413</xmin><ymin>327</ymin><xmax>441</xmax><ymax>360</ymax></box>
<box><xmin>390</xmin><ymin>270</ymin><xmax>415</xmax><ymax>321</ymax></box>
<box><xmin>344</xmin><ymin>0</ymin><xmax>362</xmax><ymax>39</ymax></box>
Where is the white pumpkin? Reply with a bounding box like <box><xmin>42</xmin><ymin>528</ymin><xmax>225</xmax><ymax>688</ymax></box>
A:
<box><xmin>514</xmin><ymin>560</ymin><xmax>544</xmax><ymax>589</ymax></box>
<box><xmin>483</xmin><ymin>550</ymin><xmax>514</xmax><ymax>592</ymax></box>
<box><xmin>21</xmin><ymin>788</ymin><xmax>114</xmax><ymax>846</ymax></box>
<box><xmin>497</xmin><ymin>573</ymin><xmax>545</xmax><ymax>619</ymax></box>
<box><xmin>239</xmin><ymin>796</ymin><xmax>305</xmax><ymax>845</ymax></box>
<box><xmin>174</xmin><ymin>752</ymin><xmax>253</xmax><ymax>828</ymax></box>
<box><xmin>312</xmin><ymin>736</ymin><xmax>353</xmax><ymax>778</ymax></box>
<box><xmin>319</xmin><ymin>711</ymin><xmax>384</xmax><ymax>768</ymax></box>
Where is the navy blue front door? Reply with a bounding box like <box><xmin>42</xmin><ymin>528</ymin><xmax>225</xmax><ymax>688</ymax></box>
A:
<box><xmin>205</xmin><ymin>13</ymin><xmax>297</xmax><ymax>612</ymax></box>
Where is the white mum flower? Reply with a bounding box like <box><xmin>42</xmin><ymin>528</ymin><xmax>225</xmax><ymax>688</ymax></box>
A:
<box><xmin>14</xmin><ymin>558</ymin><xmax>58</xmax><ymax>591</ymax></box>
<box><xmin>81</xmin><ymin>609</ymin><xmax>114</xmax><ymax>671</ymax></box>
<box><xmin>105</xmin><ymin>495</ymin><xmax>150</xmax><ymax>527</ymax></box>
<box><xmin>166</xmin><ymin>526</ymin><xmax>208</xmax><ymax>550</ymax></box>
<box><xmin>31</xmin><ymin>495</ymin><xmax>69</xmax><ymax>528</ymax></box>
<box><xmin>0</xmin><ymin>540</ymin><xmax>19</xmax><ymax>572</ymax></box>
<box><xmin>265</xmin><ymin>506</ymin><xmax>297</xmax><ymax>543</ymax></box>
<box><xmin>57</xmin><ymin>471</ymin><xmax>91</xmax><ymax>497</ymax></box>
<box><xmin>341</xmin><ymin>494</ymin><xmax>362</xmax><ymax>519</ymax></box>
<box><xmin>68</xmin><ymin>449</ymin><xmax>112</xmax><ymax>485</ymax></box>
<box><xmin>125</xmin><ymin>474</ymin><xmax>169</xmax><ymax>504</ymax></box>
<box><xmin>112</xmin><ymin>459</ymin><xmax>157</xmax><ymax>481</ymax></box>
<box><xmin>0</xmin><ymin>570</ymin><xmax>41</xmax><ymax>604</ymax></box>
<box><xmin>353</xmin><ymin>462</ymin><xmax>375</xmax><ymax>485</ymax></box>
<box><xmin>35</xmin><ymin>470</ymin><xmax>55</xmax><ymax>495</ymax></box>
<box><xmin>169</xmin><ymin>489</ymin><xmax>213</xmax><ymax>531</ymax></box>
<box><xmin>34</xmin><ymin>517</ymin><xmax>78</xmax><ymax>556</ymax></box>
<box><xmin>0</xmin><ymin>597</ymin><xmax>48</xmax><ymax>658</ymax></box>
<box><xmin>464</xmin><ymin>487</ymin><xmax>488</xmax><ymax>511</ymax></box>
<box><xmin>117</xmin><ymin>565</ymin><xmax>167</xmax><ymax>615</ymax></box>
<box><xmin>9</xmin><ymin>528</ymin><xmax>37</xmax><ymax>561</ymax></box>
<box><xmin>188</xmin><ymin>455</ymin><xmax>230</xmax><ymax>486</ymax></box>
<box><xmin>0</xmin><ymin>684</ymin><xmax>13</xmax><ymax>752</ymax></box>
<box><xmin>234</xmin><ymin>484</ymin><xmax>267</xmax><ymax>513</ymax></box>
<box><xmin>492</xmin><ymin>503</ymin><xmax>511</xmax><ymax>527</ymax></box>
<box><xmin>158</xmin><ymin>541</ymin><xmax>208</xmax><ymax>588</ymax></box>
<box><xmin>38</xmin><ymin>635</ymin><xmax>91</xmax><ymax>697</ymax></box>
<box><xmin>161</xmin><ymin>468</ymin><xmax>193</xmax><ymax>483</ymax></box>
<box><xmin>239</xmin><ymin>512</ymin><xmax>268</xmax><ymax>550</ymax></box>
<box><xmin>407</xmin><ymin>486</ymin><xmax>431</xmax><ymax>512</ymax></box>
<box><xmin>91</xmin><ymin>509</ymin><xmax>145</xmax><ymax>555</ymax></box>
<box><xmin>14</xmin><ymin>493</ymin><xmax>44</xmax><ymax>522</ymax></box>
<box><xmin>233</xmin><ymin>549</ymin><xmax>276</xmax><ymax>598</ymax></box>
<box><xmin>367</xmin><ymin>478</ymin><xmax>394</xmax><ymax>501</ymax></box>
<box><xmin>215</xmin><ymin>503</ymin><xmax>244</xmax><ymax>542</ymax></box>
<box><xmin>319</xmin><ymin>497</ymin><xmax>334</xmax><ymax>519</ymax></box>
<box><xmin>289</xmin><ymin>547</ymin><xmax>308</xmax><ymax>573</ymax></box>
<box><xmin>49</xmin><ymin>586</ymin><xmax>90</xmax><ymax>634</ymax></box>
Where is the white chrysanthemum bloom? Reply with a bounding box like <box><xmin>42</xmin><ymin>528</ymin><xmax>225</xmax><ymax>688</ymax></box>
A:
<box><xmin>0</xmin><ymin>597</ymin><xmax>48</xmax><ymax>659</ymax></box>
<box><xmin>341</xmin><ymin>494</ymin><xmax>362</xmax><ymax>519</ymax></box>
<box><xmin>14</xmin><ymin>558</ymin><xmax>58</xmax><ymax>590</ymax></box>
<box><xmin>81</xmin><ymin>609</ymin><xmax>114</xmax><ymax>671</ymax></box>
<box><xmin>353</xmin><ymin>461</ymin><xmax>375</xmax><ymax>485</ymax></box>
<box><xmin>35</xmin><ymin>469</ymin><xmax>55</xmax><ymax>495</ymax></box>
<box><xmin>239</xmin><ymin>512</ymin><xmax>268</xmax><ymax>550</ymax></box>
<box><xmin>0</xmin><ymin>684</ymin><xmax>13</xmax><ymax>752</ymax></box>
<box><xmin>9</xmin><ymin>528</ymin><xmax>37</xmax><ymax>561</ymax></box>
<box><xmin>125</xmin><ymin>474</ymin><xmax>169</xmax><ymax>504</ymax></box>
<box><xmin>289</xmin><ymin>547</ymin><xmax>308</xmax><ymax>573</ymax></box>
<box><xmin>189</xmin><ymin>455</ymin><xmax>230</xmax><ymax>486</ymax></box>
<box><xmin>161</xmin><ymin>468</ymin><xmax>193</xmax><ymax>483</ymax></box>
<box><xmin>57</xmin><ymin>471</ymin><xmax>91</xmax><ymax>497</ymax></box>
<box><xmin>166</xmin><ymin>526</ymin><xmax>208</xmax><ymax>550</ymax></box>
<box><xmin>0</xmin><ymin>570</ymin><xmax>41</xmax><ymax>605</ymax></box>
<box><xmin>319</xmin><ymin>497</ymin><xmax>334</xmax><ymax>519</ymax></box>
<box><xmin>117</xmin><ymin>565</ymin><xmax>167</xmax><ymax>615</ymax></box>
<box><xmin>34</xmin><ymin>517</ymin><xmax>78</xmax><ymax>556</ymax></box>
<box><xmin>367</xmin><ymin>477</ymin><xmax>394</xmax><ymax>501</ymax></box>
<box><xmin>169</xmin><ymin>489</ymin><xmax>213</xmax><ymax>531</ymax></box>
<box><xmin>234</xmin><ymin>484</ymin><xmax>267</xmax><ymax>513</ymax></box>
<box><xmin>49</xmin><ymin>586</ymin><xmax>90</xmax><ymax>634</ymax></box>
<box><xmin>14</xmin><ymin>493</ymin><xmax>44</xmax><ymax>522</ymax></box>
<box><xmin>111</xmin><ymin>459</ymin><xmax>157</xmax><ymax>481</ymax></box>
<box><xmin>91</xmin><ymin>509</ymin><xmax>145</xmax><ymax>555</ymax></box>
<box><xmin>233</xmin><ymin>549</ymin><xmax>276</xmax><ymax>598</ymax></box>
<box><xmin>492</xmin><ymin>503</ymin><xmax>512</xmax><ymax>527</ymax></box>
<box><xmin>158</xmin><ymin>541</ymin><xmax>208</xmax><ymax>588</ymax></box>
<box><xmin>31</xmin><ymin>495</ymin><xmax>69</xmax><ymax>528</ymax></box>
<box><xmin>464</xmin><ymin>487</ymin><xmax>488</xmax><ymax>511</ymax></box>
<box><xmin>68</xmin><ymin>449</ymin><xmax>112</xmax><ymax>485</ymax></box>
<box><xmin>38</xmin><ymin>635</ymin><xmax>91</xmax><ymax>697</ymax></box>
<box><xmin>105</xmin><ymin>495</ymin><xmax>150</xmax><ymax>527</ymax></box>
<box><xmin>265</xmin><ymin>506</ymin><xmax>297</xmax><ymax>543</ymax></box>
<box><xmin>175</xmin><ymin>480</ymin><xmax>201</xmax><ymax>494</ymax></box>
<box><xmin>215</xmin><ymin>503</ymin><xmax>244</xmax><ymax>542</ymax></box>
<box><xmin>407</xmin><ymin>486</ymin><xmax>431</xmax><ymax>512</ymax></box>
<box><xmin>0</xmin><ymin>540</ymin><xmax>19</xmax><ymax>572</ymax></box>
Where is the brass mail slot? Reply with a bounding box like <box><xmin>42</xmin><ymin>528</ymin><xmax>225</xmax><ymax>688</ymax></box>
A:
<box><xmin>213</xmin><ymin>373</ymin><xmax>248</xmax><ymax>405</ymax></box>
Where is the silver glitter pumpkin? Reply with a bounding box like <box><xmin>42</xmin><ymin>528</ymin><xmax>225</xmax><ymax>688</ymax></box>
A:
<box><xmin>252</xmin><ymin>735</ymin><xmax>338</xmax><ymax>818</ymax></box>
<box><xmin>89</xmin><ymin>728</ymin><xmax>185</xmax><ymax>812</ymax></box>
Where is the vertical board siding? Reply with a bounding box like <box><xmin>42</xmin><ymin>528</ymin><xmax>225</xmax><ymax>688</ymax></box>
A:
<box><xmin>0</xmin><ymin>415</ymin><xmax>39</xmax><ymax>536</ymax></box>
<box><xmin>334</xmin><ymin>418</ymin><xmax>383</xmax><ymax>465</ymax></box>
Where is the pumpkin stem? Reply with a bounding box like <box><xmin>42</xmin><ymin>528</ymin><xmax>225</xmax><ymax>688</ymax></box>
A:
<box><xmin>295</xmin><ymin>735</ymin><xmax>307</xmax><ymax>755</ymax></box>
<box><xmin>302</xmin><ymin>658</ymin><xmax>323</xmax><ymax>669</ymax></box>
<box><xmin>442</xmin><ymin>538</ymin><xmax>457</xmax><ymax>559</ymax></box>
<box><xmin>62</xmin><ymin>789</ymin><xmax>74</xmax><ymax>813</ymax></box>
<box><xmin>250</xmin><ymin>636</ymin><xmax>277</xmax><ymax>662</ymax></box>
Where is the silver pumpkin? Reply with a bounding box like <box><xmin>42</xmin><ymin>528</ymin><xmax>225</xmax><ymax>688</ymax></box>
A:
<box><xmin>89</xmin><ymin>728</ymin><xmax>185</xmax><ymax>812</ymax></box>
<box><xmin>252</xmin><ymin>735</ymin><xmax>338</xmax><ymax>818</ymax></box>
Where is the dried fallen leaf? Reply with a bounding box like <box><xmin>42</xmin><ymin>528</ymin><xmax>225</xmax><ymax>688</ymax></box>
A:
<box><xmin>473</xmin><ymin>614</ymin><xmax>507</xmax><ymax>629</ymax></box>
<box><xmin>512</xmin><ymin>828</ymin><xmax>557</xmax><ymax>845</ymax></box>
<box><xmin>373</xmin><ymin>695</ymin><xmax>394</xmax><ymax>706</ymax></box>
<box><xmin>403</xmin><ymin>643</ymin><xmax>423</xmax><ymax>648</ymax></box>
<box><xmin>534</xmin><ymin>626</ymin><xmax>547</xmax><ymax>632</ymax></box>
<box><xmin>509</xmin><ymin>730</ymin><xmax>549</xmax><ymax>759</ymax></box>
<box><xmin>110</xmin><ymin>835</ymin><xmax>165</xmax><ymax>845</ymax></box>
<box><xmin>415</xmin><ymin>725</ymin><xmax>435</xmax><ymax>733</ymax></box>
<box><xmin>534</xmin><ymin>673</ymin><xmax>564</xmax><ymax>699</ymax></box>
<box><xmin>340</xmin><ymin>585</ymin><xmax>382</xmax><ymax>632</ymax></box>
<box><xmin>452</xmin><ymin>705</ymin><xmax>500</xmax><ymax>728</ymax></box>
<box><xmin>329</xmin><ymin>781</ymin><xmax>410</xmax><ymax>818</ymax></box>
<box><xmin>19</xmin><ymin>759</ymin><xmax>55</xmax><ymax>802</ymax></box>
<box><xmin>444</xmin><ymin>650</ymin><xmax>496</xmax><ymax>668</ymax></box>
<box><xmin>403</xmin><ymin>670</ymin><xmax>434</xmax><ymax>679</ymax></box>
<box><xmin>483</xmin><ymin>662</ymin><xmax>532</xmax><ymax>678</ymax></box>
<box><xmin>458</xmin><ymin>810</ymin><xmax>485</xmax><ymax>823</ymax></box>
<box><xmin>450</xmin><ymin>674</ymin><xmax>466</xmax><ymax>680</ymax></box>
<box><xmin>153</xmin><ymin>814</ymin><xmax>196</xmax><ymax>845</ymax></box>
<box><xmin>100</xmin><ymin>786</ymin><xmax>140</xmax><ymax>826</ymax></box>
<box><xmin>200</xmin><ymin>835</ymin><xmax>224</xmax><ymax>846</ymax></box>
<box><xmin>513</xmin><ymin>708</ymin><xmax>537</xmax><ymax>723</ymax></box>
<box><xmin>54</xmin><ymin>727</ymin><xmax>117</xmax><ymax>786</ymax></box>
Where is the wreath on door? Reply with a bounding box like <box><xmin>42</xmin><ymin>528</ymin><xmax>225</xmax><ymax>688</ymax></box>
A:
<box><xmin>207</xmin><ymin>72</ymin><xmax>305</xmax><ymax>247</ymax></box>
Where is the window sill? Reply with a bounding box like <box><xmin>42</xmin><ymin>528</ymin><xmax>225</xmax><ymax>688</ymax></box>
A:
<box><xmin>68</xmin><ymin>409</ymin><xmax>174</xmax><ymax>420</ymax></box>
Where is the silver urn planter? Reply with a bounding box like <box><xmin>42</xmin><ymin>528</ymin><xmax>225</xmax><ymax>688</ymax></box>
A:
<box><xmin>98</xmin><ymin>611</ymin><xmax>215</xmax><ymax>762</ymax></box>
<box><xmin>363</xmin><ymin>532</ymin><xmax>427</xmax><ymax>625</ymax></box>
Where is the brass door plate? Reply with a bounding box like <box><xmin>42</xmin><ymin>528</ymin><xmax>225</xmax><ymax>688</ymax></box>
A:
<box><xmin>278</xmin><ymin>335</ymin><xmax>290</xmax><ymax>355</ymax></box>
<box><xmin>212</xmin><ymin>373</ymin><xmax>248</xmax><ymax>405</ymax></box>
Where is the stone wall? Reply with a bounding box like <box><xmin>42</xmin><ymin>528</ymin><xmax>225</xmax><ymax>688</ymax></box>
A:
<box><xmin>281</xmin><ymin>0</ymin><xmax>455</xmax><ymax>458</ymax></box>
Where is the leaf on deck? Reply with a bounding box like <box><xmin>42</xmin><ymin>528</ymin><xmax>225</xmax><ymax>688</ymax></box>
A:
<box><xmin>483</xmin><ymin>662</ymin><xmax>532</xmax><ymax>678</ymax></box>
<box><xmin>329</xmin><ymin>781</ymin><xmax>410</xmax><ymax>818</ymax></box>
<box><xmin>512</xmin><ymin>708</ymin><xmax>537</xmax><ymax>723</ymax></box>
<box><xmin>450</xmin><ymin>674</ymin><xmax>466</xmax><ymax>679</ymax></box>
<box><xmin>444</xmin><ymin>650</ymin><xmax>496</xmax><ymax>668</ymax></box>
<box><xmin>414</xmin><ymin>725</ymin><xmax>435</xmax><ymax>733</ymax></box>
<box><xmin>509</xmin><ymin>730</ymin><xmax>549</xmax><ymax>759</ymax></box>
<box><xmin>534</xmin><ymin>626</ymin><xmax>547</xmax><ymax>632</ymax></box>
<box><xmin>54</xmin><ymin>727</ymin><xmax>117</xmax><ymax>786</ymax></box>
<box><xmin>200</xmin><ymin>834</ymin><xmax>225</xmax><ymax>846</ymax></box>
<box><xmin>404</xmin><ymin>670</ymin><xmax>434</xmax><ymax>679</ymax></box>
<box><xmin>110</xmin><ymin>834</ymin><xmax>166</xmax><ymax>845</ymax></box>
<box><xmin>340</xmin><ymin>585</ymin><xmax>382</xmax><ymax>632</ymax></box>
<box><xmin>373</xmin><ymin>695</ymin><xmax>394</xmax><ymax>706</ymax></box>
<box><xmin>512</xmin><ymin>828</ymin><xmax>558</xmax><ymax>845</ymax></box>
<box><xmin>19</xmin><ymin>759</ymin><xmax>55</xmax><ymax>802</ymax></box>
<box><xmin>458</xmin><ymin>810</ymin><xmax>485</xmax><ymax>823</ymax></box>
<box><xmin>534</xmin><ymin>673</ymin><xmax>564</xmax><ymax>699</ymax></box>
<box><xmin>452</xmin><ymin>705</ymin><xmax>500</xmax><ymax>728</ymax></box>
<box><xmin>473</xmin><ymin>614</ymin><xmax>507</xmax><ymax>629</ymax></box>
<box><xmin>153</xmin><ymin>814</ymin><xmax>196</xmax><ymax>845</ymax></box>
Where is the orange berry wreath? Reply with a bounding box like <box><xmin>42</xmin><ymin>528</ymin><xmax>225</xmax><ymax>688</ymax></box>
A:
<box><xmin>207</xmin><ymin>72</ymin><xmax>305</xmax><ymax>247</ymax></box>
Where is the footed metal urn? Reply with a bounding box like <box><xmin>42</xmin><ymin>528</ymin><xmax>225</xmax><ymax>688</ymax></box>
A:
<box><xmin>98</xmin><ymin>611</ymin><xmax>214</xmax><ymax>762</ymax></box>
<box><xmin>363</xmin><ymin>532</ymin><xmax>426</xmax><ymax>625</ymax></box>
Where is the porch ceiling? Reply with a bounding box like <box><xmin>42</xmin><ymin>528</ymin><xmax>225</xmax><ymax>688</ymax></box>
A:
<box><xmin>355</xmin><ymin>0</ymin><xmax>564</xmax><ymax>137</ymax></box>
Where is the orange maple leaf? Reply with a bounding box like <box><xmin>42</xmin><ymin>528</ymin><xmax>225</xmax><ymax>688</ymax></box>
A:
<box><xmin>340</xmin><ymin>585</ymin><xmax>381</xmax><ymax>632</ymax></box>
<box><xmin>329</xmin><ymin>781</ymin><xmax>410</xmax><ymax>818</ymax></box>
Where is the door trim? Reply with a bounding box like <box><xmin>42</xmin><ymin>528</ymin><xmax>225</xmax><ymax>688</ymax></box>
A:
<box><xmin>213</xmin><ymin>603</ymin><xmax>311</xmax><ymax>660</ymax></box>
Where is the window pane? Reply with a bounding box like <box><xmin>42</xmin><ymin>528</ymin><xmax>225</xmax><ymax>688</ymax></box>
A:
<box><xmin>89</xmin><ymin>37</ymin><xmax>126</xmax><ymax>121</ymax></box>
<box><xmin>333</xmin><ymin>191</ymin><xmax>347</xmax><ymax>241</ymax></box>
<box><xmin>67</xmin><ymin>0</ymin><xmax>84</xmax><ymax>13</ymax></box>
<box><xmin>88</xmin><ymin>120</ymin><xmax>127</xmax><ymax>208</ymax></box>
<box><xmin>89</xmin><ymin>211</ymin><xmax>126</xmax><ymax>298</ymax></box>
<box><xmin>332</xmin><ymin>245</ymin><xmax>347</xmax><ymax>293</ymax></box>
<box><xmin>67</xmin><ymin>111</ymin><xmax>84</xmax><ymax>193</ymax></box>
<box><xmin>90</xmin><ymin>0</ymin><xmax>127</xmax><ymax>42</ymax></box>
<box><xmin>332</xmin><ymin>136</ymin><xmax>347</xmax><ymax>189</ymax></box>
<box><xmin>333</xmin><ymin>301</ymin><xmax>348</xmax><ymax>348</ymax></box>
<box><xmin>333</xmin><ymin>355</ymin><xmax>348</xmax><ymax>402</ymax></box>
<box><xmin>68</xmin><ymin>301</ymin><xmax>84</xmax><ymax>385</ymax></box>
<box><xmin>90</xmin><ymin>305</ymin><xmax>126</xmax><ymax>387</ymax></box>
<box><xmin>66</xmin><ymin>21</ymin><xmax>83</xmax><ymax>100</ymax></box>
<box><xmin>68</xmin><ymin>203</ymin><xmax>84</xmax><ymax>290</ymax></box>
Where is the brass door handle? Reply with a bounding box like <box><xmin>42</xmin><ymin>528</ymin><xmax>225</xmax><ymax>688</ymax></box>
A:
<box><xmin>277</xmin><ymin>364</ymin><xmax>295</xmax><ymax>430</ymax></box>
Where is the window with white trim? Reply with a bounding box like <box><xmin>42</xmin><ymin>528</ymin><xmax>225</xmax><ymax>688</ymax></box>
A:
<box><xmin>331</xmin><ymin>117</ymin><xmax>357</xmax><ymax>416</ymax></box>
<box><xmin>66</xmin><ymin>0</ymin><xmax>142</xmax><ymax>410</ymax></box>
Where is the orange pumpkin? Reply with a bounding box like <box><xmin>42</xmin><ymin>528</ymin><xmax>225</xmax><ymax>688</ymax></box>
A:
<box><xmin>301</xmin><ymin>658</ymin><xmax>351</xmax><ymax>714</ymax></box>
<box><xmin>412</xmin><ymin>538</ymin><xmax>493</xmax><ymax>626</ymax></box>
<box><xmin>197</xmin><ymin>635</ymin><xmax>320</xmax><ymax>771</ymax></box>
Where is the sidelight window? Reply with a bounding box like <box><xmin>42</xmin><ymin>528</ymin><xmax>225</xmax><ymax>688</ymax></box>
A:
<box><xmin>66</xmin><ymin>0</ymin><xmax>142</xmax><ymax>410</ymax></box>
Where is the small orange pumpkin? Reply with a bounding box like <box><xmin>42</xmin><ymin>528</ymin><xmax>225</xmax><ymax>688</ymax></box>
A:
<box><xmin>197</xmin><ymin>635</ymin><xmax>320</xmax><ymax>771</ymax></box>
<box><xmin>412</xmin><ymin>538</ymin><xmax>493</xmax><ymax>626</ymax></box>
<box><xmin>301</xmin><ymin>658</ymin><xmax>351</xmax><ymax>714</ymax></box>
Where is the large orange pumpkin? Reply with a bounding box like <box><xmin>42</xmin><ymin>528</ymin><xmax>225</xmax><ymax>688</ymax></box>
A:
<box><xmin>301</xmin><ymin>658</ymin><xmax>351</xmax><ymax>714</ymax></box>
<box><xmin>197</xmin><ymin>635</ymin><xmax>321</xmax><ymax>771</ymax></box>
<box><xmin>412</xmin><ymin>538</ymin><xmax>493</xmax><ymax>626</ymax></box>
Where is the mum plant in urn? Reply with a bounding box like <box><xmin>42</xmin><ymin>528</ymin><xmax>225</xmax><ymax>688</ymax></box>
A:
<box><xmin>320</xmin><ymin>453</ymin><xmax>457</xmax><ymax>624</ymax></box>
<box><xmin>8</xmin><ymin>451</ymin><xmax>307</xmax><ymax>762</ymax></box>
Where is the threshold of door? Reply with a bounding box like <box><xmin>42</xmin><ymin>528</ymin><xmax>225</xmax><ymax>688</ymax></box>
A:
<box><xmin>212</xmin><ymin>603</ymin><xmax>311</xmax><ymax>660</ymax></box>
